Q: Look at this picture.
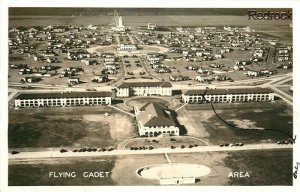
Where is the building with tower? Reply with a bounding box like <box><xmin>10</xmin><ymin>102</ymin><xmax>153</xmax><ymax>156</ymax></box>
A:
<box><xmin>112</xmin><ymin>11</ymin><xmax>126</xmax><ymax>32</ymax></box>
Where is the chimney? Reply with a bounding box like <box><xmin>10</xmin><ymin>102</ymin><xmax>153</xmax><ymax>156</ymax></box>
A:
<box><xmin>148</xmin><ymin>114</ymin><xmax>151</xmax><ymax>119</ymax></box>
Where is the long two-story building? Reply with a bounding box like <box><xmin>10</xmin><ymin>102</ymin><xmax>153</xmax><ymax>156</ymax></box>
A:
<box><xmin>182</xmin><ymin>88</ymin><xmax>274</xmax><ymax>103</ymax></box>
<box><xmin>116</xmin><ymin>81</ymin><xmax>172</xmax><ymax>97</ymax></box>
<box><xmin>134</xmin><ymin>102</ymin><xmax>180</xmax><ymax>137</ymax></box>
<box><xmin>14</xmin><ymin>92</ymin><xmax>112</xmax><ymax>108</ymax></box>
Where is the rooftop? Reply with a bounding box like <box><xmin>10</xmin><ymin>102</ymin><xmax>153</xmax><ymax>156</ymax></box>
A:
<box><xmin>118</xmin><ymin>81</ymin><xmax>172</xmax><ymax>88</ymax></box>
<box><xmin>184</xmin><ymin>88</ymin><xmax>274</xmax><ymax>95</ymax></box>
<box><xmin>136</xmin><ymin>102</ymin><xmax>177</xmax><ymax>127</ymax></box>
<box><xmin>15</xmin><ymin>91</ymin><xmax>112</xmax><ymax>100</ymax></box>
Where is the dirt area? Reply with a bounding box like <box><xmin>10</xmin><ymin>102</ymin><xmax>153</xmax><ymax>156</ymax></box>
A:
<box><xmin>228</xmin><ymin>119</ymin><xmax>264</xmax><ymax>130</ymax></box>
<box><xmin>177</xmin><ymin>108</ymin><xmax>213</xmax><ymax>138</ymax></box>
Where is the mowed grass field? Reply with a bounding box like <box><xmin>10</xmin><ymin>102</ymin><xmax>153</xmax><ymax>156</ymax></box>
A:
<box><xmin>9</xmin><ymin>157</ymin><xmax>116</xmax><ymax>186</ymax></box>
<box><xmin>224</xmin><ymin>149</ymin><xmax>293</xmax><ymax>185</ymax></box>
<box><xmin>178</xmin><ymin>101</ymin><xmax>293</xmax><ymax>144</ymax></box>
<box><xmin>8</xmin><ymin>106</ymin><xmax>136</xmax><ymax>149</ymax></box>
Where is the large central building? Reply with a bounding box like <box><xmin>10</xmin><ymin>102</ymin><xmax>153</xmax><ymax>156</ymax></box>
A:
<box><xmin>116</xmin><ymin>81</ymin><xmax>172</xmax><ymax>97</ymax></box>
<box><xmin>134</xmin><ymin>102</ymin><xmax>180</xmax><ymax>137</ymax></box>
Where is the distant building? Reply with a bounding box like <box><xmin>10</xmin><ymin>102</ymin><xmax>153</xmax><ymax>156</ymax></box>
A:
<box><xmin>147</xmin><ymin>23</ymin><xmax>157</xmax><ymax>30</ymax></box>
<box><xmin>20</xmin><ymin>76</ymin><xmax>41</xmax><ymax>83</ymax></box>
<box><xmin>52</xmin><ymin>26</ymin><xmax>68</xmax><ymax>33</ymax></box>
<box><xmin>93</xmin><ymin>74</ymin><xmax>108</xmax><ymax>83</ymax></box>
<box><xmin>116</xmin><ymin>81</ymin><xmax>172</xmax><ymax>97</ymax></box>
<box><xmin>253</xmin><ymin>49</ymin><xmax>264</xmax><ymax>57</ymax></box>
<box><xmin>195</xmin><ymin>75</ymin><xmax>212</xmax><ymax>83</ymax></box>
<box><xmin>14</xmin><ymin>92</ymin><xmax>112</xmax><ymax>108</ymax></box>
<box><xmin>68</xmin><ymin>77</ymin><xmax>79</xmax><ymax>85</ymax></box>
<box><xmin>134</xmin><ymin>102</ymin><xmax>180</xmax><ymax>137</ymax></box>
<box><xmin>117</xmin><ymin>44</ymin><xmax>137</xmax><ymax>51</ymax></box>
<box><xmin>214</xmin><ymin>54</ymin><xmax>223</xmax><ymax>59</ymax></box>
<box><xmin>247</xmin><ymin>70</ymin><xmax>260</xmax><ymax>77</ymax></box>
<box><xmin>182</xmin><ymin>88</ymin><xmax>274</xmax><ymax>103</ymax></box>
<box><xmin>112</xmin><ymin>15</ymin><xmax>126</xmax><ymax>32</ymax></box>
<box><xmin>169</xmin><ymin>75</ymin><xmax>189</xmax><ymax>81</ymax></box>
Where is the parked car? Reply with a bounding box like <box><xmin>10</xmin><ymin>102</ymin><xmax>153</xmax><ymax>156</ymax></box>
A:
<box><xmin>11</xmin><ymin>151</ymin><xmax>20</xmax><ymax>155</ymax></box>
<box><xmin>60</xmin><ymin>149</ymin><xmax>68</xmax><ymax>153</ymax></box>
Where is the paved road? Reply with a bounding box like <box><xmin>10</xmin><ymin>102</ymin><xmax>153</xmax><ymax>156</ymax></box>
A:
<box><xmin>8</xmin><ymin>72</ymin><xmax>292</xmax><ymax>92</ymax></box>
<box><xmin>8</xmin><ymin>89</ymin><xmax>18</xmax><ymax>102</ymax></box>
<box><xmin>127</xmin><ymin>33</ymin><xmax>135</xmax><ymax>44</ymax></box>
<box><xmin>9</xmin><ymin>143</ymin><xmax>292</xmax><ymax>162</ymax></box>
<box><xmin>270</xmin><ymin>86</ymin><xmax>293</xmax><ymax>106</ymax></box>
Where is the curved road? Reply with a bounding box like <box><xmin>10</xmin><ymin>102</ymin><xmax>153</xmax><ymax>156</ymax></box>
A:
<box><xmin>117</xmin><ymin>136</ymin><xmax>210</xmax><ymax>150</ymax></box>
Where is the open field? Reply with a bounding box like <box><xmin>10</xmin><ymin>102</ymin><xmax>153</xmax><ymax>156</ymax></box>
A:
<box><xmin>8</xmin><ymin>157</ymin><xmax>116</xmax><ymax>186</ymax></box>
<box><xmin>8</xmin><ymin>106</ymin><xmax>136</xmax><ymax>149</ymax></box>
<box><xmin>277</xmin><ymin>86</ymin><xmax>293</xmax><ymax>96</ymax></box>
<box><xmin>9</xmin><ymin>15</ymin><xmax>292</xmax><ymax>29</ymax></box>
<box><xmin>112</xmin><ymin>149</ymin><xmax>293</xmax><ymax>186</ymax></box>
<box><xmin>9</xmin><ymin>15</ymin><xmax>292</xmax><ymax>43</ymax></box>
<box><xmin>281</xmin><ymin>79</ymin><xmax>293</xmax><ymax>85</ymax></box>
<box><xmin>8</xmin><ymin>148</ymin><xmax>293</xmax><ymax>186</ymax></box>
<box><xmin>178</xmin><ymin>101</ymin><xmax>293</xmax><ymax>144</ymax></box>
<box><xmin>224</xmin><ymin>149</ymin><xmax>293</xmax><ymax>185</ymax></box>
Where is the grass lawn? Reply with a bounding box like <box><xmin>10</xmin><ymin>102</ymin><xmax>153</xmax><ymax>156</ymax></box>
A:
<box><xmin>180</xmin><ymin>101</ymin><xmax>293</xmax><ymax>144</ymax></box>
<box><xmin>8</xmin><ymin>157</ymin><xmax>115</xmax><ymax>186</ymax></box>
<box><xmin>281</xmin><ymin>80</ymin><xmax>293</xmax><ymax>85</ymax></box>
<box><xmin>224</xmin><ymin>149</ymin><xmax>293</xmax><ymax>185</ymax></box>
<box><xmin>8</xmin><ymin>106</ymin><xmax>136</xmax><ymax>149</ymax></box>
<box><xmin>277</xmin><ymin>86</ymin><xmax>293</xmax><ymax>96</ymax></box>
